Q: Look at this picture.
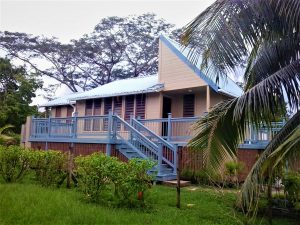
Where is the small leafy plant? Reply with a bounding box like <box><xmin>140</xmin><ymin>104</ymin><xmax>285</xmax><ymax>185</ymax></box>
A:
<box><xmin>0</xmin><ymin>145</ymin><xmax>31</xmax><ymax>182</ymax></box>
<box><xmin>283</xmin><ymin>172</ymin><xmax>300</xmax><ymax>206</ymax></box>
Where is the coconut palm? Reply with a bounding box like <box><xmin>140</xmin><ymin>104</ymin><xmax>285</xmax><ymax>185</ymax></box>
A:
<box><xmin>182</xmin><ymin>0</ymin><xmax>300</xmax><ymax>216</ymax></box>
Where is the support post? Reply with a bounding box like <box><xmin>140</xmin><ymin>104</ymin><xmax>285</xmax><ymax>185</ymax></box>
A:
<box><xmin>167</xmin><ymin>113</ymin><xmax>172</xmax><ymax>141</ymax></box>
<box><xmin>176</xmin><ymin>146</ymin><xmax>182</xmax><ymax>209</ymax></box>
<box><xmin>72</xmin><ymin>112</ymin><xmax>78</xmax><ymax>140</ymax></box>
<box><xmin>173</xmin><ymin>144</ymin><xmax>178</xmax><ymax>174</ymax></box>
<box><xmin>157</xmin><ymin>142</ymin><xmax>163</xmax><ymax>175</ymax></box>
<box><xmin>106</xmin><ymin>110</ymin><xmax>113</xmax><ymax>156</ymax></box>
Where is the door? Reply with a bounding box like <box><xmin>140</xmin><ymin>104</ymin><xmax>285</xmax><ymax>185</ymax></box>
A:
<box><xmin>162</xmin><ymin>97</ymin><xmax>172</xmax><ymax>137</ymax></box>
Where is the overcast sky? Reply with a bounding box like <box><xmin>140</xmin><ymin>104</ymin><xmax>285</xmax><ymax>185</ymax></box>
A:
<box><xmin>0</xmin><ymin>0</ymin><xmax>215</xmax><ymax>106</ymax></box>
<box><xmin>1</xmin><ymin>0</ymin><xmax>214</xmax><ymax>43</ymax></box>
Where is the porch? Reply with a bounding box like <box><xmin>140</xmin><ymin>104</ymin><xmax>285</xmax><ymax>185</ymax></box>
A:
<box><xmin>24</xmin><ymin>113</ymin><xmax>284</xmax><ymax>181</ymax></box>
<box><xmin>27</xmin><ymin>113</ymin><xmax>284</xmax><ymax>148</ymax></box>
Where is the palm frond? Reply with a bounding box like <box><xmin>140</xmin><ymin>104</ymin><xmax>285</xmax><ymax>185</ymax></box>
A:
<box><xmin>244</xmin><ymin>34</ymin><xmax>300</xmax><ymax>89</ymax></box>
<box><xmin>0</xmin><ymin>125</ymin><xmax>14</xmax><ymax>135</ymax></box>
<box><xmin>239</xmin><ymin>111</ymin><xmax>300</xmax><ymax>214</ymax></box>
<box><xmin>182</xmin><ymin>0</ymin><xmax>300</xmax><ymax>81</ymax></box>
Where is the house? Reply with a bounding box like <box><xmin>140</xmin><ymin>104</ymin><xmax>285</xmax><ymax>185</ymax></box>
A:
<box><xmin>21</xmin><ymin>35</ymin><xmax>282</xmax><ymax>181</ymax></box>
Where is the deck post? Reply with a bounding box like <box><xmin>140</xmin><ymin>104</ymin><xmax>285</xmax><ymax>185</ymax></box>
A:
<box><xmin>173</xmin><ymin>144</ymin><xmax>178</xmax><ymax>174</ymax></box>
<box><xmin>158</xmin><ymin>142</ymin><xmax>163</xmax><ymax>175</ymax></box>
<box><xmin>72</xmin><ymin>112</ymin><xmax>78</xmax><ymax>140</ymax></box>
<box><xmin>106</xmin><ymin>111</ymin><xmax>113</xmax><ymax>156</ymax></box>
<box><xmin>167</xmin><ymin>113</ymin><xmax>172</xmax><ymax>141</ymax></box>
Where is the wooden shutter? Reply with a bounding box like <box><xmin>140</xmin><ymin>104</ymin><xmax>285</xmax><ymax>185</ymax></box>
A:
<box><xmin>93</xmin><ymin>99</ymin><xmax>101</xmax><ymax>131</ymax></box>
<box><xmin>104</xmin><ymin>98</ymin><xmax>112</xmax><ymax>115</ymax></box>
<box><xmin>84</xmin><ymin>100</ymin><xmax>93</xmax><ymax>131</ymax></box>
<box><xmin>55</xmin><ymin>106</ymin><xmax>62</xmax><ymax>117</ymax></box>
<box><xmin>113</xmin><ymin>97</ymin><xmax>122</xmax><ymax>116</ymax></box>
<box><xmin>183</xmin><ymin>94</ymin><xmax>195</xmax><ymax>117</ymax></box>
<box><xmin>67</xmin><ymin>106</ymin><xmax>73</xmax><ymax>117</ymax></box>
<box><xmin>135</xmin><ymin>94</ymin><xmax>146</xmax><ymax>119</ymax></box>
<box><xmin>93</xmin><ymin>99</ymin><xmax>101</xmax><ymax>115</ymax></box>
<box><xmin>85</xmin><ymin>100</ymin><xmax>93</xmax><ymax>116</ymax></box>
<box><xmin>125</xmin><ymin>95</ymin><xmax>134</xmax><ymax>121</ymax></box>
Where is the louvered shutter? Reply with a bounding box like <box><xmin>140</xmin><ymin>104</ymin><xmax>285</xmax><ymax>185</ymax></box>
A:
<box><xmin>183</xmin><ymin>94</ymin><xmax>195</xmax><ymax>117</ymax></box>
<box><xmin>125</xmin><ymin>95</ymin><xmax>134</xmax><ymax>121</ymax></box>
<box><xmin>135</xmin><ymin>94</ymin><xmax>146</xmax><ymax>119</ymax></box>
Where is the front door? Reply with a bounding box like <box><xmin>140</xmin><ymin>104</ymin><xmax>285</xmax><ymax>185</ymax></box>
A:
<box><xmin>162</xmin><ymin>97</ymin><xmax>172</xmax><ymax>137</ymax></box>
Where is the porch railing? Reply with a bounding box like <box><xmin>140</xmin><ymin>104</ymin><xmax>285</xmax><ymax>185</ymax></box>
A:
<box><xmin>29</xmin><ymin>113</ymin><xmax>286</xmax><ymax>148</ymax></box>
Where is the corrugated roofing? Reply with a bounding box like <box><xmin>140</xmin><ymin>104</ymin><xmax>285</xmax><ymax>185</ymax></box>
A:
<box><xmin>71</xmin><ymin>75</ymin><xmax>163</xmax><ymax>101</ymax></box>
<box><xmin>39</xmin><ymin>92</ymin><xmax>82</xmax><ymax>107</ymax></box>
<box><xmin>160</xmin><ymin>35</ymin><xmax>243</xmax><ymax>97</ymax></box>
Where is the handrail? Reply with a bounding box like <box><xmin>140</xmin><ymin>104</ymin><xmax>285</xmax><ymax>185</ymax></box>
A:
<box><xmin>113</xmin><ymin>115</ymin><xmax>159</xmax><ymax>152</ymax></box>
<box><xmin>132</xmin><ymin>118</ymin><xmax>175</xmax><ymax>150</ymax></box>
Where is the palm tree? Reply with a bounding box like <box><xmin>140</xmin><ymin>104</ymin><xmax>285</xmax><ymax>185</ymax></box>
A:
<box><xmin>0</xmin><ymin>125</ymin><xmax>15</xmax><ymax>145</ymax></box>
<box><xmin>182</xmin><ymin>0</ymin><xmax>300</xmax><ymax>218</ymax></box>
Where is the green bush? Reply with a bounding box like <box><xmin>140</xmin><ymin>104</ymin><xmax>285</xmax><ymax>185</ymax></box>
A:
<box><xmin>29</xmin><ymin>150</ymin><xmax>67</xmax><ymax>187</ymax></box>
<box><xmin>75</xmin><ymin>153</ymin><xmax>122</xmax><ymax>202</ymax></box>
<box><xmin>75</xmin><ymin>153</ymin><xmax>155</xmax><ymax>207</ymax></box>
<box><xmin>0</xmin><ymin>145</ymin><xmax>31</xmax><ymax>182</ymax></box>
<box><xmin>116</xmin><ymin>159</ymin><xmax>155</xmax><ymax>207</ymax></box>
<box><xmin>224</xmin><ymin>161</ymin><xmax>245</xmax><ymax>187</ymax></box>
<box><xmin>283</xmin><ymin>172</ymin><xmax>300</xmax><ymax>206</ymax></box>
<box><xmin>181</xmin><ymin>168</ymin><xmax>219</xmax><ymax>185</ymax></box>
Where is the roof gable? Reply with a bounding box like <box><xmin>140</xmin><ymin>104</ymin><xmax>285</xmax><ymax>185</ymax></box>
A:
<box><xmin>159</xmin><ymin>35</ymin><xmax>243</xmax><ymax>97</ymax></box>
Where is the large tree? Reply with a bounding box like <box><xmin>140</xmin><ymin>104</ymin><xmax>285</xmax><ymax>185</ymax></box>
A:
<box><xmin>0</xmin><ymin>13</ymin><xmax>180</xmax><ymax>91</ymax></box>
<box><xmin>182</xmin><ymin>0</ymin><xmax>300</xmax><ymax>218</ymax></box>
<box><xmin>0</xmin><ymin>58</ymin><xmax>42</xmax><ymax>132</ymax></box>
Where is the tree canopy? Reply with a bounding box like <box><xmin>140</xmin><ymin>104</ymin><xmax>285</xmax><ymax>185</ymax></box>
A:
<box><xmin>0</xmin><ymin>13</ymin><xmax>181</xmax><ymax>92</ymax></box>
<box><xmin>0</xmin><ymin>58</ymin><xmax>42</xmax><ymax>132</ymax></box>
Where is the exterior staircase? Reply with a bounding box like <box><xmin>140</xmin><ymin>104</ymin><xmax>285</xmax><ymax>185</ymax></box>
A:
<box><xmin>113</xmin><ymin>115</ymin><xmax>177</xmax><ymax>181</ymax></box>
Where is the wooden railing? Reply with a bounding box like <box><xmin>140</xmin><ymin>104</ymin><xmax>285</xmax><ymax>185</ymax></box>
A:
<box><xmin>29</xmin><ymin>113</ymin><xmax>285</xmax><ymax>148</ymax></box>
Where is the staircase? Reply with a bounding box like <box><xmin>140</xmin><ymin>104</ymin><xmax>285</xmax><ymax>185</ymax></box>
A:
<box><xmin>113</xmin><ymin>115</ymin><xmax>177</xmax><ymax>181</ymax></box>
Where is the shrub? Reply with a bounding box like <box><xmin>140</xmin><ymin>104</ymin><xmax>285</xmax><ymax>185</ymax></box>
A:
<box><xmin>116</xmin><ymin>159</ymin><xmax>155</xmax><ymax>206</ymax></box>
<box><xmin>75</xmin><ymin>153</ymin><xmax>121</xmax><ymax>202</ymax></box>
<box><xmin>283</xmin><ymin>172</ymin><xmax>300</xmax><ymax>206</ymax></box>
<box><xmin>29</xmin><ymin>150</ymin><xmax>67</xmax><ymax>187</ymax></box>
<box><xmin>181</xmin><ymin>168</ymin><xmax>219</xmax><ymax>185</ymax></box>
<box><xmin>75</xmin><ymin>153</ymin><xmax>155</xmax><ymax>207</ymax></box>
<box><xmin>0</xmin><ymin>145</ymin><xmax>31</xmax><ymax>182</ymax></box>
<box><xmin>224</xmin><ymin>161</ymin><xmax>245</xmax><ymax>187</ymax></box>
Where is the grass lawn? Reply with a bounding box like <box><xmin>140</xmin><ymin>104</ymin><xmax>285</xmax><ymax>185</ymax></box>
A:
<box><xmin>0</xmin><ymin>183</ymin><xmax>296</xmax><ymax>225</ymax></box>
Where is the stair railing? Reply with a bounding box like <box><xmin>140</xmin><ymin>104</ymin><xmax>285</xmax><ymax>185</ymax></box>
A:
<box><xmin>131</xmin><ymin>118</ymin><xmax>177</xmax><ymax>174</ymax></box>
<box><xmin>113</xmin><ymin>115</ymin><xmax>176</xmax><ymax>175</ymax></box>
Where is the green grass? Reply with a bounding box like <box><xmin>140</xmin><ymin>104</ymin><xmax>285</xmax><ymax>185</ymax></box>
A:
<box><xmin>0</xmin><ymin>183</ymin><xmax>296</xmax><ymax>225</ymax></box>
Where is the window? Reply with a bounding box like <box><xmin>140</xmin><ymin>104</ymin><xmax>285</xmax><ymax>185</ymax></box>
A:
<box><xmin>55</xmin><ymin>106</ymin><xmax>62</xmax><ymax>117</ymax></box>
<box><xmin>125</xmin><ymin>95</ymin><xmax>134</xmax><ymax>121</ymax></box>
<box><xmin>136</xmin><ymin>94</ymin><xmax>146</xmax><ymax>119</ymax></box>
<box><xmin>93</xmin><ymin>99</ymin><xmax>102</xmax><ymax>131</ymax></box>
<box><xmin>103</xmin><ymin>98</ymin><xmax>112</xmax><ymax>130</ymax></box>
<box><xmin>113</xmin><ymin>97</ymin><xmax>122</xmax><ymax>116</ymax></box>
<box><xmin>183</xmin><ymin>94</ymin><xmax>195</xmax><ymax>117</ymax></box>
<box><xmin>84</xmin><ymin>100</ymin><xmax>93</xmax><ymax>131</ymax></box>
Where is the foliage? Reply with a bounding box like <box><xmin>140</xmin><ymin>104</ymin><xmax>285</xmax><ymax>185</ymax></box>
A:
<box><xmin>183</xmin><ymin>0</ymin><xmax>300</xmax><ymax>217</ymax></box>
<box><xmin>0</xmin><ymin>145</ymin><xmax>31</xmax><ymax>182</ymax></box>
<box><xmin>0</xmin><ymin>125</ymin><xmax>19</xmax><ymax>146</ymax></box>
<box><xmin>75</xmin><ymin>153</ymin><xmax>154</xmax><ymax>206</ymax></box>
<box><xmin>0</xmin><ymin>14</ymin><xmax>181</xmax><ymax>92</ymax></box>
<box><xmin>224</xmin><ymin>161</ymin><xmax>245</xmax><ymax>187</ymax></box>
<box><xmin>116</xmin><ymin>159</ymin><xmax>155</xmax><ymax>206</ymax></box>
<box><xmin>0</xmin><ymin>58</ymin><xmax>41</xmax><ymax>133</ymax></box>
<box><xmin>29</xmin><ymin>150</ymin><xmax>67</xmax><ymax>187</ymax></box>
<box><xmin>283</xmin><ymin>172</ymin><xmax>300</xmax><ymax>206</ymax></box>
<box><xmin>181</xmin><ymin>167</ymin><xmax>219</xmax><ymax>185</ymax></box>
<box><xmin>75</xmin><ymin>153</ymin><xmax>122</xmax><ymax>202</ymax></box>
